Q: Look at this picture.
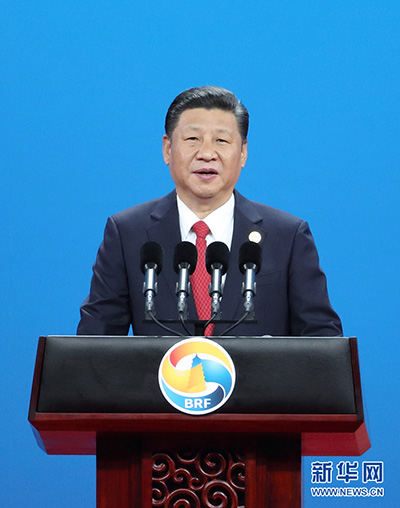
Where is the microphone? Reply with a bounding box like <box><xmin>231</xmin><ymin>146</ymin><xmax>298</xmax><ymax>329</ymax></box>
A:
<box><xmin>206</xmin><ymin>242</ymin><xmax>230</xmax><ymax>317</ymax></box>
<box><xmin>140</xmin><ymin>242</ymin><xmax>163</xmax><ymax>317</ymax></box>
<box><xmin>239</xmin><ymin>241</ymin><xmax>262</xmax><ymax>314</ymax></box>
<box><xmin>173</xmin><ymin>241</ymin><xmax>198</xmax><ymax>319</ymax></box>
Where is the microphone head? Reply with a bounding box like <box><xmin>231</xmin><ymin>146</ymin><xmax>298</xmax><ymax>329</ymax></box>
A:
<box><xmin>173</xmin><ymin>241</ymin><xmax>198</xmax><ymax>274</ymax></box>
<box><xmin>239</xmin><ymin>241</ymin><xmax>262</xmax><ymax>274</ymax></box>
<box><xmin>206</xmin><ymin>241</ymin><xmax>230</xmax><ymax>275</ymax></box>
<box><xmin>140</xmin><ymin>242</ymin><xmax>163</xmax><ymax>274</ymax></box>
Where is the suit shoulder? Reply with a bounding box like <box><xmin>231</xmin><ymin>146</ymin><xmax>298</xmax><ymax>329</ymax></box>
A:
<box><xmin>110</xmin><ymin>191</ymin><xmax>176</xmax><ymax>226</ymax></box>
<box><xmin>256</xmin><ymin>201</ymin><xmax>302</xmax><ymax>221</ymax></box>
<box><xmin>237</xmin><ymin>193</ymin><xmax>305</xmax><ymax>228</ymax></box>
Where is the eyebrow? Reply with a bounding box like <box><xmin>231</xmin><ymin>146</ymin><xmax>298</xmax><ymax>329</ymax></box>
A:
<box><xmin>182</xmin><ymin>125</ymin><xmax>232</xmax><ymax>134</ymax></box>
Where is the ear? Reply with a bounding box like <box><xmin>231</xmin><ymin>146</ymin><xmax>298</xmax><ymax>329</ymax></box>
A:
<box><xmin>162</xmin><ymin>134</ymin><xmax>171</xmax><ymax>165</ymax></box>
<box><xmin>240</xmin><ymin>139</ymin><xmax>248</xmax><ymax>168</ymax></box>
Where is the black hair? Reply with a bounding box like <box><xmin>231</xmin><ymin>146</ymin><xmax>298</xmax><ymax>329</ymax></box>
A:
<box><xmin>165</xmin><ymin>86</ymin><xmax>249</xmax><ymax>140</ymax></box>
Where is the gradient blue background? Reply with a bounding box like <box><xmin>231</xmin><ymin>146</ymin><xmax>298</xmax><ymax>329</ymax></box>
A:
<box><xmin>1</xmin><ymin>1</ymin><xmax>399</xmax><ymax>506</ymax></box>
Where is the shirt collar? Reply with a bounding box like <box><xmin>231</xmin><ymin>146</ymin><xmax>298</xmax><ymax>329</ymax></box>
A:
<box><xmin>176</xmin><ymin>193</ymin><xmax>235</xmax><ymax>241</ymax></box>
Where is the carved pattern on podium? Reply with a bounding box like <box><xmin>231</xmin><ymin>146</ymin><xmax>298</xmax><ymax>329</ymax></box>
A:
<box><xmin>152</xmin><ymin>448</ymin><xmax>245</xmax><ymax>507</ymax></box>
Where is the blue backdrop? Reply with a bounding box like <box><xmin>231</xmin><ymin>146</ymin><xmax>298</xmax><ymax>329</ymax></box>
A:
<box><xmin>1</xmin><ymin>1</ymin><xmax>399</xmax><ymax>506</ymax></box>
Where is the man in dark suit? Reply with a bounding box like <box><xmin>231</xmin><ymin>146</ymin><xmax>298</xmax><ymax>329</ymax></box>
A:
<box><xmin>78</xmin><ymin>86</ymin><xmax>342</xmax><ymax>337</ymax></box>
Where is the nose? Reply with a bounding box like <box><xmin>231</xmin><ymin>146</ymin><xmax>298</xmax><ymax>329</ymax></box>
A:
<box><xmin>196</xmin><ymin>139</ymin><xmax>217</xmax><ymax>161</ymax></box>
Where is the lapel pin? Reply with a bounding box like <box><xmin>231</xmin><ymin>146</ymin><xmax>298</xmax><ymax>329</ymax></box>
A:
<box><xmin>248</xmin><ymin>231</ymin><xmax>262</xmax><ymax>243</ymax></box>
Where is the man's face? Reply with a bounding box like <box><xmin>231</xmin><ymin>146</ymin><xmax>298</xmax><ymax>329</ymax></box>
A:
<box><xmin>162</xmin><ymin>108</ymin><xmax>248</xmax><ymax>215</ymax></box>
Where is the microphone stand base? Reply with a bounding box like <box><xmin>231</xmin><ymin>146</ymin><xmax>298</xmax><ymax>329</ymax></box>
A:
<box><xmin>143</xmin><ymin>317</ymin><xmax>257</xmax><ymax>337</ymax></box>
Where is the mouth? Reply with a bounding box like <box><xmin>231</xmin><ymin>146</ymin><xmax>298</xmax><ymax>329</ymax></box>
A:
<box><xmin>193</xmin><ymin>168</ymin><xmax>218</xmax><ymax>176</ymax></box>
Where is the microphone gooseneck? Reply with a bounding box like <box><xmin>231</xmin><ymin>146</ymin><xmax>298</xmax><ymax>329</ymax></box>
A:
<box><xmin>140</xmin><ymin>242</ymin><xmax>163</xmax><ymax>317</ymax></box>
<box><xmin>173</xmin><ymin>241</ymin><xmax>198</xmax><ymax>320</ymax></box>
<box><xmin>205</xmin><ymin>241</ymin><xmax>230</xmax><ymax>318</ymax></box>
<box><xmin>219</xmin><ymin>241</ymin><xmax>262</xmax><ymax>336</ymax></box>
<box><xmin>239</xmin><ymin>241</ymin><xmax>262</xmax><ymax>314</ymax></box>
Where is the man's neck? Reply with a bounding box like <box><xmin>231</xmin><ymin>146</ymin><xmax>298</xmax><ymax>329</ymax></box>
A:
<box><xmin>176</xmin><ymin>193</ymin><xmax>233</xmax><ymax>219</ymax></box>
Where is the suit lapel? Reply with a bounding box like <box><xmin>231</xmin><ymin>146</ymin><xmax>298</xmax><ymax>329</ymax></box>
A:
<box><xmin>145</xmin><ymin>191</ymin><xmax>198</xmax><ymax>320</ymax></box>
<box><xmin>215</xmin><ymin>191</ymin><xmax>268</xmax><ymax>334</ymax></box>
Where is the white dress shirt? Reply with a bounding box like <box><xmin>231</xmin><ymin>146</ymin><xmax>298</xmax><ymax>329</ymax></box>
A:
<box><xmin>176</xmin><ymin>193</ymin><xmax>235</xmax><ymax>249</ymax></box>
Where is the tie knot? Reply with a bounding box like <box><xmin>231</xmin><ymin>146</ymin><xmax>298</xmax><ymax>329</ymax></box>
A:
<box><xmin>192</xmin><ymin>221</ymin><xmax>210</xmax><ymax>240</ymax></box>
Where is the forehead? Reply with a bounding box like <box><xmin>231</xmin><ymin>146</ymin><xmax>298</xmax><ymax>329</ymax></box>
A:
<box><xmin>174</xmin><ymin>108</ymin><xmax>240</xmax><ymax>135</ymax></box>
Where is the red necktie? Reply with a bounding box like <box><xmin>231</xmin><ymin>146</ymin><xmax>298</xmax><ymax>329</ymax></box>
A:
<box><xmin>190</xmin><ymin>221</ymin><xmax>214</xmax><ymax>335</ymax></box>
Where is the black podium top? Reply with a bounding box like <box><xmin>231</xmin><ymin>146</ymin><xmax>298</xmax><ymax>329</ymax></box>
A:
<box><xmin>36</xmin><ymin>335</ymin><xmax>357</xmax><ymax>415</ymax></box>
<box><xmin>29</xmin><ymin>335</ymin><xmax>370</xmax><ymax>456</ymax></box>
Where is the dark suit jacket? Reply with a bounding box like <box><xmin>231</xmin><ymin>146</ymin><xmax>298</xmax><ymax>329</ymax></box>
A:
<box><xmin>77</xmin><ymin>190</ymin><xmax>342</xmax><ymax>337</ymax></box>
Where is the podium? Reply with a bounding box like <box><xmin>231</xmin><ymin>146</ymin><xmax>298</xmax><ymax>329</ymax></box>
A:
<box><xmin>29</xmin><ymin>335</ymin><xmax>370</xmax><ymax>507</ymax></box>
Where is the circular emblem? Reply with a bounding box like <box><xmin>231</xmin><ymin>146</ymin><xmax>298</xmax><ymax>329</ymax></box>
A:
<box><xmin>158</xmin><ymin>338</ymin><xmax>236</xmax><ymax>415</ymax></box>
<box><xmin>248</xmin><ymin>231</ymin><xmax>262</xmax><ymax>243</ymax></box>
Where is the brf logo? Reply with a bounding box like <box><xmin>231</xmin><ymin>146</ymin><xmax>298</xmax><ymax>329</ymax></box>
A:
<box><xmin>158</xmin><ymin>338</ymin><xmax>236</xmax><ymax>415</ymax></box>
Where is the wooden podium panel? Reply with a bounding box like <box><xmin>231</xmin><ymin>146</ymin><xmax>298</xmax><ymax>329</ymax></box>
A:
<box><xmin>94</xmin><ymin>434</ymin><xmax>302</xmax><ymax>508</ymax></box>
<box><xmin>29</xmin><ymin>336</ymin><xmax>370</xmax><ymax>507</ymax></box>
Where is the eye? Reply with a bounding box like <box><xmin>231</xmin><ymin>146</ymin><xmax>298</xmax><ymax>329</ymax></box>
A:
<box><xmin>217</xmin><ymin>138</ymin><xmax>228</xmax><ymax>144</ymax></box>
